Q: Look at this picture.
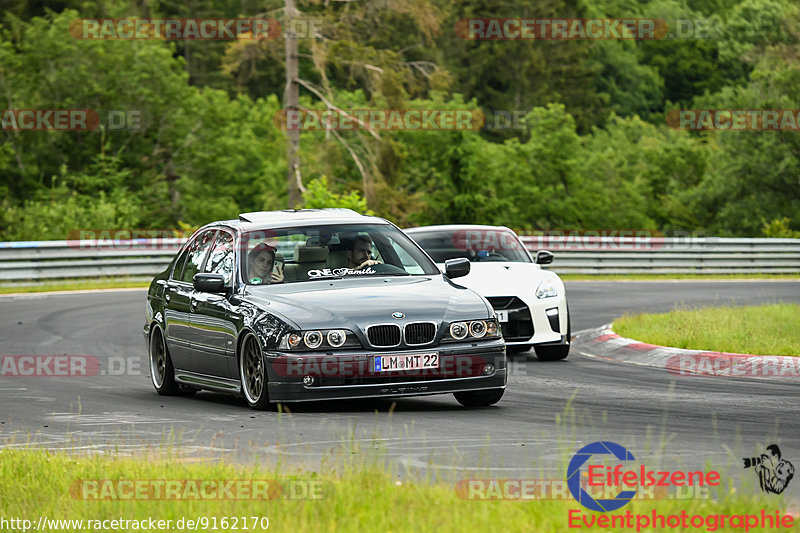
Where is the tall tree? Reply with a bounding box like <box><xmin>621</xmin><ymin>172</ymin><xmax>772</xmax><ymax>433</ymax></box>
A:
<box><xmin>284</xmin><ymin>0</ymin><xmax>302</xmax><ymax>207</ymax></box>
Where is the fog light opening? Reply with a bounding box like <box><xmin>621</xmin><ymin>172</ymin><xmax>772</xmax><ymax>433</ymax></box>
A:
<box><xmin>483</xmin><ymin>363</ymin><xmax>495</xmax><ymax>376</ymax></box>
<box><xmin>302</xmin><ymin>375</ymin><xmax>315</xmax><ymax>386</ymax></box>
<box><xmin>546</xmin><ymin>307</ymin><xmax>560</xmax><ymax>333</ymax></box>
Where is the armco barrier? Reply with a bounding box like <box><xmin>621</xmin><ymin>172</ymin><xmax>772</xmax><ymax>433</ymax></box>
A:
<box><xmin>0</xmin><ymin>237</ymin><xmax>798</xmax><ymax>282</ymax></box>
<box><xmin>517</xmin><ymin>236</ymin><xmax>800</xmax><ymax>275</ymax></box>
<box><xmin>0</xmin><ymin>239</ymin><xmax>185</xmax><ymax>282</ymax></box>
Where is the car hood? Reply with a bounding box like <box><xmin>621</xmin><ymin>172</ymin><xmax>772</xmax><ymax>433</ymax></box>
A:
<box><xmin>440</xmin><ymin>262</ymin><xmax>547</xmax><ymax>297</ymax></box>
<box><xmin>243</xmin><ymin>276</ymin><xmax>491</xmax><ymax>330</ymax></box>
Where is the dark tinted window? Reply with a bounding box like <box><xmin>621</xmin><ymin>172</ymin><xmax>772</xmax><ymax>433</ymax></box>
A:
<box><xmin>240</xmin><ymin>223</ymin><xmax>439</xmax><ymax>284</ymax></box>
<box><xmin>170</xmin><ymin>244</ymin><xmax>192</xmax><ymax>280</ymax></box>
<box><xmin>203</xmin><ymin>230</ymin><xmax>235</xmax><ymax>285</ymax></box>
<box><xmin>409</xmin><ymin>228</ymin><xmax>531</xmax><ymax>263</ymax></box>
<box><xmin>180</xmin><ymin>230</ymin><xmax>217</xmax><ymax>283</ymax></box>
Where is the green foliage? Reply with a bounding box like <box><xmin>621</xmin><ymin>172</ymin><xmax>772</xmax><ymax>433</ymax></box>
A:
<box><xmin>301</xmin><ymin>176</ymin><xmax>373</xmax><ymax>215</ymax></box>
<box><xmin>687</xmin><ymin>5</ymin><xmax>800</xmax><ymax>236</ymax></box>
<box><xmin>762</xmin><ymin>218</ymin><xmax>800</xmax><ymax>238</ymax></box>
<box><xmin>1</xmin><ymin>154</ymin><xmax>143</xmax><ymax>241</ymax></box>
<box><xmin>2</xmin><ymin>0</ymin><xmax>800</xmax><ymax>240</ymax></box>
<box><xmin>718</xmin><ymin>0</ymin><xmax>797</xmax><ymax>65</ymax></box>
<box><xmin>0</xmin><ymin>9</ymin><xmax>285</xmax><ymax>239</ymax></box>
<box><xmin>576</xmin><ymin>114</ymin><xmax>709</xmax><ymax>231</ymax></box>
<box><xmin>590</xmin><ymin>41</ymin><xmax>664</xmax><ymax>120</ymax></box>
<box><xmin>170</xmin><ymin>92</ymin><xmax>286</xmax><ymax>225</ymax></box>
<box><xmin>434</xmin><ymin>0</ymin><xmax>607</xmax><ymax>134</ymax></box>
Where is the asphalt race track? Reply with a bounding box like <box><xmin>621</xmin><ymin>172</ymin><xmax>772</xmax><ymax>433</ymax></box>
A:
<box><xmin>1</xmin><ymin>280</ymin><xmax>799</xmax><ymax>492</ymax></box>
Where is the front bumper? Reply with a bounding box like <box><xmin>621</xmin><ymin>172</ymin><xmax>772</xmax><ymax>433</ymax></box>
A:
<box><xmin>264</xmin><ymin>340</ymin><xmax>506</xmax><ymax>402</ymax></box>
<box><xmin>489</xmin><ymin>295</ymin><xmax>568</xmax><ymax>347</ymax></box>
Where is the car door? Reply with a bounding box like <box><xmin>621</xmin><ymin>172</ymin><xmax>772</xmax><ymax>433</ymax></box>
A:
<box><xmin>164</xmin><ymin>229</ymin><xmax>216</xmax><ymax>371</ymax></box>
<box><xmin>190</xmin><ymin>228</ymin><xmax>239</xmax><ymax>379</ymax></box>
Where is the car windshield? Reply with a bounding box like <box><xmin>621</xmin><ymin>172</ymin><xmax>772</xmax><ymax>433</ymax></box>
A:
<box><xmin>408</xmin><ymin>228</ymin><xmax>532</xmax><ymax>264</ymax></box>
<box><xmin>241</xmin><ymin>223</ymin><xmax>440</xmax><ymax>284</ymax></box>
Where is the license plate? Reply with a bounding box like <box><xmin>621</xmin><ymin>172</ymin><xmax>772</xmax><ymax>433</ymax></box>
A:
<box><xmin>375</xmin><ymin>353</ymin><xmax>439</xmax><ymax>372</ymax></box>
<box><xmin>496</xmin><ymin>310</ymin><xmax>509</xmax><ymax>323</ymax></box>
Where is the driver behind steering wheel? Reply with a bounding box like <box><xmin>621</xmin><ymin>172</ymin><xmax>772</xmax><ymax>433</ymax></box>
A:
<box><xmin>346</xmin><ymin>234</ymin><xmax>382</xmax><ymax>270</ymax></box>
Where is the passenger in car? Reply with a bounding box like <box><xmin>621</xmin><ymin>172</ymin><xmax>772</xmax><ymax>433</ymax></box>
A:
<box><xmin>247</xmin><ymin>242</ymin><xmax>284</xmax><ymax>284</ymax></box>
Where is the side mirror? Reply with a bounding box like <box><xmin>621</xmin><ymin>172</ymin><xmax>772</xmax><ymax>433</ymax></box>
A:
<box><xmin>444</xmin><ymin>257</ymin><xmax>471</xmax><ymax>279</ymax></box>
<box><xmin>193</xmin><ymin>273</ymin><xmax>226</xmax><ymax>293</ymax></box>
<box><xmin>535</xmin><ymin>250</ymin><xmax>554</xmax><ymax>265</ymax></box>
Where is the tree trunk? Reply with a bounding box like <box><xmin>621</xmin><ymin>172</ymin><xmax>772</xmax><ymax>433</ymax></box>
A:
<box><xmin>285</xmin><ymin>0</ymin><xmax>302</xmax><ymax>208</ymax></box>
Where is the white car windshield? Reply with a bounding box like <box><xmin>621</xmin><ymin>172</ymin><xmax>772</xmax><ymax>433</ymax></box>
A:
<box><xmin>242</xmin><ymin>223</ymin><xmax>440</xmax><ymax>284</ymax></box>
<box><xmin>409</xmin><ymin>229</ymin><xmax>532</xmax><ymax>264</ymax></box>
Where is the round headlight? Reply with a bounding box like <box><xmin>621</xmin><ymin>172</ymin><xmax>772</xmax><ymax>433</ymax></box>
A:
<box><xmin>288</xmin><ymin>333</ymin><xmax>302</xmax><ymax>348</ymax></box>
<box><xmin>486</xmin><ymin>321</ymin><xmax>498</xmax><ymax>336</ymax></box>
<box><xmin>450</xmin><ymin>322</ymin><xmax>468</xmax><ymax>340</ymax></box>
<box><xmin>304</xmin><ymin>330</ymin><xmax>323</xmax><ymax>349</ymax></box>
<box><xmin>469</xmin><ymin>320</ymin><xmax>487</xmax><ymax>338</ymax></box>
<box><xmin>327</xmin><ymin>329</ymin><xmax>346</xmax><ymax>348</ymax></box>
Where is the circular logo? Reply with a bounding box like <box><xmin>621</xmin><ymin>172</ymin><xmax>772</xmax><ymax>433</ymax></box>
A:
<box><xmin>391</xmin><ymin>312</ymin><xmax>404</xmax><ymax>319</ymax></box>
<box><xmin>567</xmin><ymin>441</ymin><xmax>637</xmax><ymax>512</ymax></box>
<box><xmin>249</xmin><ymin>277</ymin><xmax>263</xmax><ymax>284</ymax></box>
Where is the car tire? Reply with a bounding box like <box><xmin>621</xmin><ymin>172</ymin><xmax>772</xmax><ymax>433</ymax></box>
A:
<box><xmin>149</xmin><ymin>325</ymin><xmax>180</xmax><ymax>396</ymax></box>
<box><xmin>239</xmin><ymin>332</ymin><xmax>273</xmax><ymax>410</ymax></box>
<box><xmin>453</xmin><ymin>388</ymin><xmax>504</xmax><ymax>407</ymax></box>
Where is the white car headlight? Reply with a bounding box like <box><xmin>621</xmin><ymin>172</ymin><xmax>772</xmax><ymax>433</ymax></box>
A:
<box><xmin>535</xmin><ymin>278</ymin><xmax>558</xmax><ymax>299</ymax></box>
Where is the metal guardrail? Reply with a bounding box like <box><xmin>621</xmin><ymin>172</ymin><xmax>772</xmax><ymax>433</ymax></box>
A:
<box><xmin>0</xmin><ymin>239</ymin><xmax>186</xmax><ymax>282</ymax></box>
<box><xmin>0</xmin><ymin>237</ymin><xmax>799</xmax><ymax>282</ymax></box>
<box><xmin>519</xmin><ymin>236</ymin><xmax>800</xmax><ymax>275</ymax></box>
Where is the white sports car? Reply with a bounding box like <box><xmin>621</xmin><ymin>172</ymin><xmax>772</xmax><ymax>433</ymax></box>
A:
<box><xmin>405</xmin><ymin>225</ymin><xmax>569</xmax><ymax>360</ymax></box>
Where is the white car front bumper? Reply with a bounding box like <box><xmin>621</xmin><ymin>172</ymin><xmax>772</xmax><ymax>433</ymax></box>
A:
<box><xmin>489</xmin><ymin>293</ymin><xmax>568</xmax><ymax>347</ymax></box>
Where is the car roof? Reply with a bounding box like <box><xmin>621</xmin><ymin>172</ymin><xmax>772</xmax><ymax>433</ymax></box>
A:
<box><xmin>405</xmin><ymin>224</ymin><xmax>515</xmax><ymax>233</ymax></box>
<box><xmin>201</xmin><ymin>209</ymin><xmax>390</xmax><ymax>232</ymax></box>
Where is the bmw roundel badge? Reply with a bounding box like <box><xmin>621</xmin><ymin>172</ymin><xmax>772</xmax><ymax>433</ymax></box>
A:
<box><xmin>392</xmin><ymin>312</ymin><xmax>405</xmax><ymax>319</ymax></box>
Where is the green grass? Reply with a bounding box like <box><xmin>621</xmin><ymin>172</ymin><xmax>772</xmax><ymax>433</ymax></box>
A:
<box><xmin>0</xmin><ymin>278</ymin><xmax>150</xmax><ymax>294</ymax></box>
<box><xmin>1</xmin><ymin>273</ymin><xmax>797</xmax><ymax>296</ymax></box>
<box><xmin>0</xmin><ymin>449</ymin><xmax>790</xmax><ymax>532</ymax></box>
<box><xmin>614</xmin><ymin>304</ymin><xmax>800</xmax><ymax>356</ymax></box>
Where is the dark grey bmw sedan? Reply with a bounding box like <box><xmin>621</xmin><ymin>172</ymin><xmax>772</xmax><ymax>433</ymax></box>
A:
<box><xmin>144</xmin><ymin>209</ymin><xmax>506</xmax><ymax>409</ymax></box>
